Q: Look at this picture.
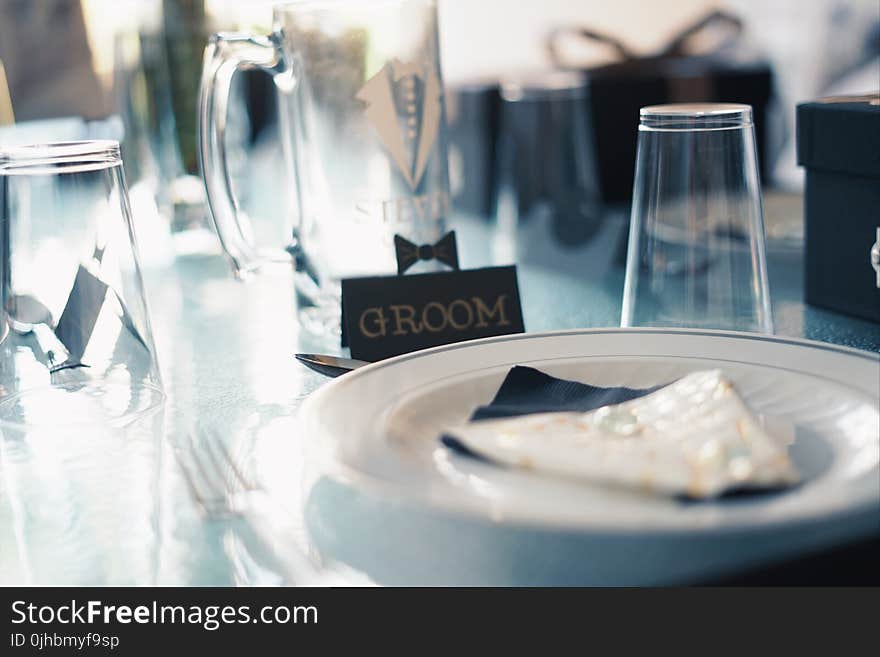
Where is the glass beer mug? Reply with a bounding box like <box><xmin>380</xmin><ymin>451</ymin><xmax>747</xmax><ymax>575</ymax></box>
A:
<box><xmin>199</xmin><ymin>0</ymin><xmax>450</xmax><ymax>335</ymax></box>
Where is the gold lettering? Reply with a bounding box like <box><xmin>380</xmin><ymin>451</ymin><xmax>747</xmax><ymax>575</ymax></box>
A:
<box><xmin>472</xmin><ymin>295</ymin><xmax>510</xmax><ymax>328</ymax></box>
<box><xmin>389</xmin><ymin>304</ymin><xmax>423</xmax><ymax>335</ymax></box>
<box><xmin>421</xmin><ymin>301</ymin><xmax>449</xmax><ymax>332</ymax></box>
<box><xmin>447</xmin><ymin>299</ymin><xmax>474</xmax><ymax>330</ymax></box>
<box><xmin>359</xmin><ymin>307</ymin><xmax>389</xmax><ymax>338</ymax></box>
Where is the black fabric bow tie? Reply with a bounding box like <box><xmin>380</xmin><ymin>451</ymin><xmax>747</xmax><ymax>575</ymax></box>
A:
<box><xmin>394</xmin><ymin>231</ymin><xmax>460</xmax><ymax>275</ymax></box>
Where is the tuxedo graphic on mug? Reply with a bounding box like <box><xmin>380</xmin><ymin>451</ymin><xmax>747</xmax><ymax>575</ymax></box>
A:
<box><xmin>357</xmin><ymin>57</ymin><xmax>442</xmax><ymax>191</ymax></box>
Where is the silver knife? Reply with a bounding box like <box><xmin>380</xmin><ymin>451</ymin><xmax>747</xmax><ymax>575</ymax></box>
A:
<box><xmin>294</xmin><ymin>353</ymin><xmax>370</xmax><ymax>377</ymax></box>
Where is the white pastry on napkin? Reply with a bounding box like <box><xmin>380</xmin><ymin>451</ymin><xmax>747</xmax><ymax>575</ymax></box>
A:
<box><xmin>442</xmin><ymin>370</ymin><xmax>799</xmax><ymax>498</ymax></box>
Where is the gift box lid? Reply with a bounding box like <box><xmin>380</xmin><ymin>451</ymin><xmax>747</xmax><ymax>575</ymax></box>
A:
<box><xmin>797</xmin><ymin>96</ymin><xmax>880</xmax><ymax>178</ymax></box>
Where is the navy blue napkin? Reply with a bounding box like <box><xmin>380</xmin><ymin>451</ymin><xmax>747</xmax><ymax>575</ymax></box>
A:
<box><xmin>440</xmin><ymin>366</ymin><xmax>664</xmax><ymax>460</ymax></box>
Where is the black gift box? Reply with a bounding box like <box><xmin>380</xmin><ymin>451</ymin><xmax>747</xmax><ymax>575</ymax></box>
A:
<box><xmin>797</xmin><ymin>96</ymin><xmax>880</xmax><ymax>323</ymax></box>
<box><xmin>549</xmin><ymin>11</ymin><xmax>774</xmax><ymax>204</ymax></box>
<box><xmin>495</xmin><ymin>71</ymin><xmax>603</xmax><ymax>246</ymax></box>
<box><xmin>446</xmin><ymin>80</ymin><xmax>501</xmax><ymax>218</ymax></box>
<box><xmin>582</xmin><ymin>57</ymin><xmax>773</xmax><ymax>203</ymax></box>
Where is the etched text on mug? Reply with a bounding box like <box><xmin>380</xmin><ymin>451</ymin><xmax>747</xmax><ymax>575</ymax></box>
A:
<box><xmin>355</xmin><ymin>189</ymin><xmax>449</xmax><ymax>227</ymax></box>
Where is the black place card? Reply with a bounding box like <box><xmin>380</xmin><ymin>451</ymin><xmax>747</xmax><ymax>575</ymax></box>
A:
<box><xmin>341</xmin><ymin>265</ymin><xmax>525</xmax><ymax>361</ymax></box>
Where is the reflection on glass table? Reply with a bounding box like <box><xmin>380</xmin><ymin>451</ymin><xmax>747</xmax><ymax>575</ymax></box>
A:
<box><xmin>0</xmin><ymin>143</ymin><xmax>876</xmax><ymax>584</ymax></box>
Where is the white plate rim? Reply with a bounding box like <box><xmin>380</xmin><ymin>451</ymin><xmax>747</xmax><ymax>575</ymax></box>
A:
<box><xmin>300</xmin><ymin>328</ymin><xmax>880</xmax><ymax>535</ymax></box>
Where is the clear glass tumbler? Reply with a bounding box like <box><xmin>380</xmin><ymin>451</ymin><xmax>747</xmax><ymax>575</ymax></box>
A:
<box><xmin>0</xmin><ymin>141</ymin><xmax>164</xmax><ymax>584</ymax></box>
<box><xmin>621</xmin><ymin>104</ymin><xmax>773</xmax><ymax>333</ymax></box>
<box><xmin>0</xmin><ymin>141</ymin><xmax>163</xmax><ymax>426</ymax></box>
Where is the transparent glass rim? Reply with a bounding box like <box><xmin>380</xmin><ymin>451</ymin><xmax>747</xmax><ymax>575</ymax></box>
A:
<box><xmin>0</xmin><ymin>382</ymin><xmax>165</xmax><ymax>431</ymax></box>
<box><xmin>0</xmin><ymin>140</ymin><xmax>121</xmax><ymax>175</ymax></box>
<box><xmin>501</xmin><ymin>70</ymin><xmax>587</xmax><ymax>102</ymax></box>
<box><xmin>639</xmin><ymin>103</ymin><xmax>753</xmax><ymax>131</ymax></box>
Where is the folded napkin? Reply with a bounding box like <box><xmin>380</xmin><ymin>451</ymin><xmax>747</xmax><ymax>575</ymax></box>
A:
<box><xmin>441</xmin><ymin>368</ymin><xmax>800</xmax><ymax>498</ymax></box>
<box><xmin>441</xmin><ymin>366</ymin><xmax>664</xmax><ymax>459</ymax></box>
<box><xmin>471</xmin><ymin>366</ymin><xmax>664</xmax><ymax>420</ymax></box>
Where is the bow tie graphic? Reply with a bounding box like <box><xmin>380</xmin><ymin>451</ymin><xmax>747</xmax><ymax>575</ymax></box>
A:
<box><xmin>394</xmin><ymin>231</ymin><xmax>460</xmax><ymax>275</ymax></box>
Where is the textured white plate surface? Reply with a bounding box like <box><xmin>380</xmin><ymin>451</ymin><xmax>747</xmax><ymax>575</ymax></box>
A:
<box><xmin>301</xmin><ymin>329</ymin><xmax>880</xmax><ymax>537</ymax></box>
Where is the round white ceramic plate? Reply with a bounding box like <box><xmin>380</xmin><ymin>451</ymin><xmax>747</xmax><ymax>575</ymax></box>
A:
<box><xmin>300</xmin><ymin>329</ymin><xmax>879</xmax><ymax>549</ymax></box>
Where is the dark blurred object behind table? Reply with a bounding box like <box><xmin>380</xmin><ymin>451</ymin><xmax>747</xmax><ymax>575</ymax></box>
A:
<box><xmin>446</xmin><ymin>78</ymin><xmax>501</xmax><ymax>220</ymax></box>
<box><xmin>494</xmin><ymin>71</ymin><xmax>603</xmax><ymax>247</ymax></box>
<box><xmin>0</xmin><ymin>0</ymin><xmax>110</xmax><ymax>121</ymax></box>
<box><xmin>115</xmin><ymin>0</ymin><xmax>224</xmax><ymax>245</ymax></box>
<box><xmin>113</xmin><ymin>0</ymin><xmax>277</xmax><ymax>254</ymax></box>
<box><xmin>797</xmin><ymin>95</ymin><xmax>880</xmax><ymax>323</ymax></box>
<box><xmin>446</xmin><ymin>9</ymin><xmax>778</xmax><ymax>227</ymax></box>
<box><xmin>0</xmin><ymin>0</ymin><xmax>276</xmax><ymax>259</ymax></box>
<box><xmin>548</xmin><ymin>10</ymin><xmax>775</xmax><ymax>204</ymax></box>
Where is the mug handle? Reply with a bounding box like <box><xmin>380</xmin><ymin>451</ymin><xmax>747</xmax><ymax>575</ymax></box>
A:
<box><xmin>198</xmin><ymin>32</ymin><xmax>288</xmax><ymax>277</ymax></box>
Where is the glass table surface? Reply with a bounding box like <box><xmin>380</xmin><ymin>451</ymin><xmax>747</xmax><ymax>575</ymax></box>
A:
<box><xmin>0</xmin><ymin>194</ymin><xmax>877</xmax><ymax>586</ymax></box>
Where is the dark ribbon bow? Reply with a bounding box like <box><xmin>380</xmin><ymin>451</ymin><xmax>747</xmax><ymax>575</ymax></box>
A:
<box><xmin>547</xmin><ymin>10</ymin><xmax>744</xmax><ymax>67</ymax></box>
<box><xmin>394</xmin><ymin>231</ymin><xmax>460</xmax><ymax>275</ymax></box>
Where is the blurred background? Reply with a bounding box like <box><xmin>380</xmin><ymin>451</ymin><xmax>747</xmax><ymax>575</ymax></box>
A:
<box><xmin>0</xmin><ymin>0</ymin><xmax>877</xmax><ymax>590</ymax></box>
<box><xmin>0</xmin><ymin>0</ymin><xmax>878</xmax><ymax>261</ymax></box>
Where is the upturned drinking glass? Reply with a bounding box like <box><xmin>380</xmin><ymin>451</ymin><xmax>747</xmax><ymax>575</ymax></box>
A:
<box><xmin>621</xmin><ymin>104</ymin><xmax>773</xmax><ymax>333</ymax></box>
<box><xmin>0</xmin><ymin>140</ymin><xmax>163</xmax><ymax>425</ymax></box>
